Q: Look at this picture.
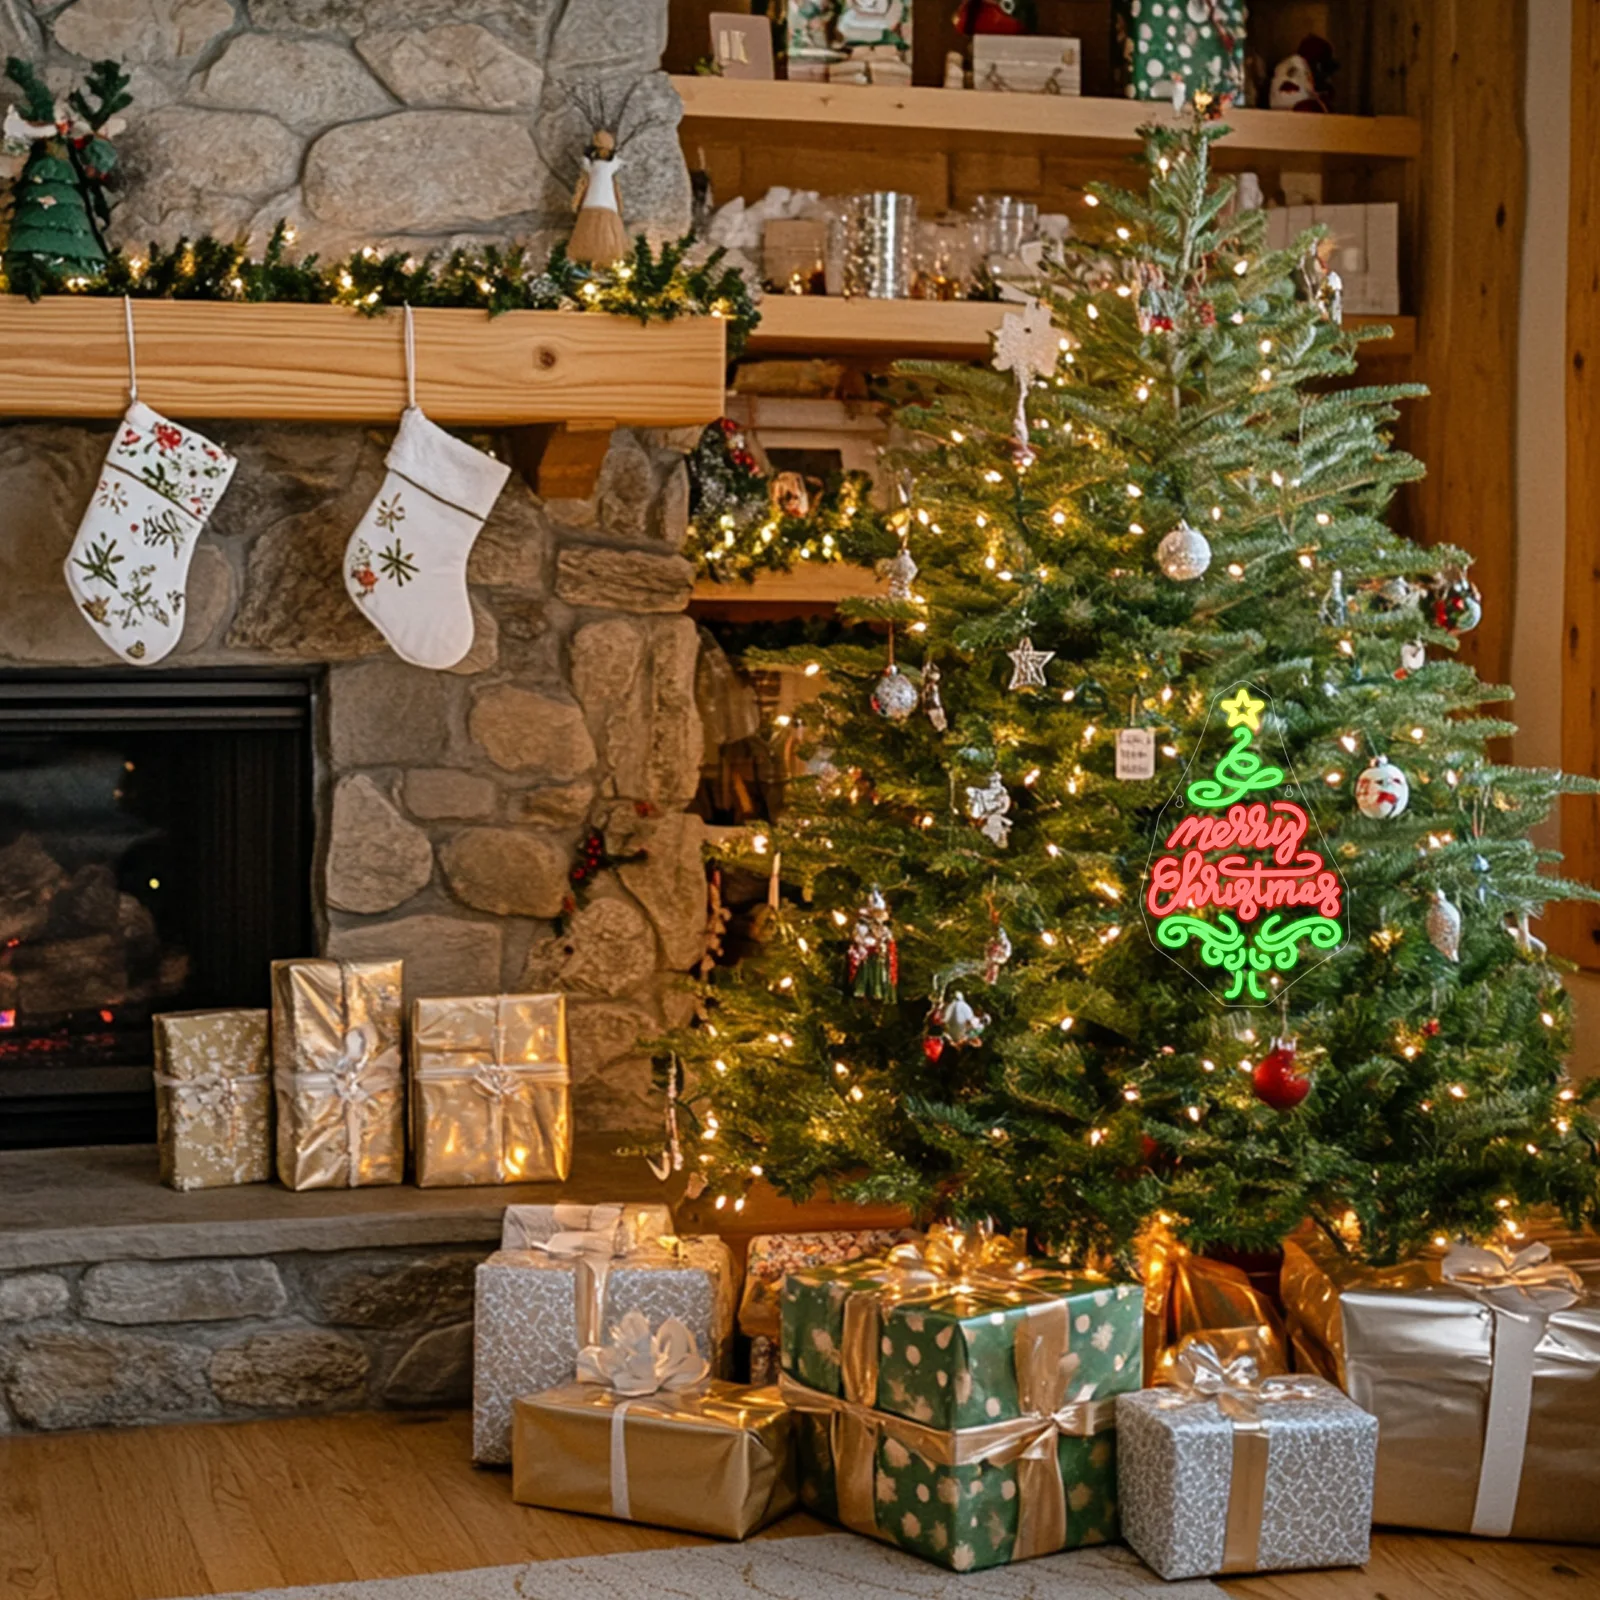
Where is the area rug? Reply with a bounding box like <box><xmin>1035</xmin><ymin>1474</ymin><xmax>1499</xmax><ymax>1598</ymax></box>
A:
<box><xmin>174</xmin><ymin>1535</ymin><xmax>1226</xmax><ymax>1600</ymax></box>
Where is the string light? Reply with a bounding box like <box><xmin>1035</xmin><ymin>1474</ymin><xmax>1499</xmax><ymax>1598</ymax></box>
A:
<box><xmin>1084</xmin><ymin>193</ymin><xmax>1100</xmax><ymax>207</ymax></box>
<box><xmin>1060</xmin><ymin>1017</ymin><xmax>1075</xmax><ymax>1031</ymax></box>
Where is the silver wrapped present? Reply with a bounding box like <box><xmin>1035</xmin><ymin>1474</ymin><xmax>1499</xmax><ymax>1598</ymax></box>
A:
<box><xmin>1117</xmin><ymin>1343</ymin><xmax>1376</xmax><ymax>1581</ymax></box>
<box><xmin>472</xmin><ymin>1202</ymin><xmax>732</xmax><ymax>1464</ymax></box>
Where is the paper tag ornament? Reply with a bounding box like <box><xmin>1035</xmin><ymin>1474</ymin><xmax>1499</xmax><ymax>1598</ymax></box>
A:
<box><xmin>1116</xmin><ymin>726</ymin><xmax>1157</xmax><ymax>780</ymax></box>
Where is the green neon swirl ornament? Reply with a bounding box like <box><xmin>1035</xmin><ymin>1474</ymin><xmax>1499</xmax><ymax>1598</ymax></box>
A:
<box><xmin>1186</xmin><ymin>726</ymin><xmax>1285</xmax><ymax>808</ymax></box>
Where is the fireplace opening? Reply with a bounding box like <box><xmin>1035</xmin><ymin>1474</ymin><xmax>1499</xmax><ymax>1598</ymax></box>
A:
<box><xmin>0</xmin><ymin>673</ymin><xmax>315</xmax><ymax>1150</ymax></box>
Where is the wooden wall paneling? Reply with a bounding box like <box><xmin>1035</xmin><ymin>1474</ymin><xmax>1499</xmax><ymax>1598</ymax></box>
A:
<box><xmin>1363</xmin><ymin>1</ymin><xmax>1525</xmax><ymax>691</ymax></box>
<box><xmin>1555</xmin><ymin>0</ymin><xmax>1600</xmax><ymax>967</ymax></box>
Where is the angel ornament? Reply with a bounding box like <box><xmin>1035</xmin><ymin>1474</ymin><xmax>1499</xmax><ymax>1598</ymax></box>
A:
<box><xmin>965</xmin><ymin>771</ymin><xmax>1013</xmax><ymax>847</ymax></box>
<box><xmin>569</xmin><ymin>129</ymin><xmax>628</xmax><ymax>267</ymax></box>
<box><xmin>991</xmin><ymin>300</ymin><xmax>1060</xmax><ymax>466</ymax></box>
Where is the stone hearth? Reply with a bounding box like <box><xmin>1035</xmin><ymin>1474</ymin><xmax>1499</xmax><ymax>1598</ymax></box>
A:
<box><xmin>0</xmin><ymin>1138</ymin><xmax>681</xmax><ymax>1431</ymax></box>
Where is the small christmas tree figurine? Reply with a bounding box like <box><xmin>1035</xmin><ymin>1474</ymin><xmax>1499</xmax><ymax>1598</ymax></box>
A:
<box><xmin>2</xmin><ymin>56</ymin><xmax>131</xmax><ymax>298</ymax></box>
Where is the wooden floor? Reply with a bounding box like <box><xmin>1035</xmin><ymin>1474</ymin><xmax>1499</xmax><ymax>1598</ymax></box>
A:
<box><xmin>1</xmin><ymin>1410</ymin><xmax>1595</xmax><ymax>1600</ymax></box>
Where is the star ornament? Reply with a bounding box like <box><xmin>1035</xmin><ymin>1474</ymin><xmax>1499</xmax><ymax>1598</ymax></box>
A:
<box><xmin>1220</xmin><ymin>687</ymin><xmax>1265</xmax><ymax>732</ymax></box>
<box><xmin>1006</xmin><ymin>636</ymin><xmax>1055</xmax><ymax>692</ymax></box>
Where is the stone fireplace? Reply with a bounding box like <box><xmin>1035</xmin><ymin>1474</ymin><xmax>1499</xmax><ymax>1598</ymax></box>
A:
<box><xmin>0</xmin><ymin>0</ymin><xmax>708</xmax><ymax>1141</ymax></box>
<box><xmin>0</xmin><ymin>0</ymin><xmax>716</xmax><ymax>1432</ymax></box>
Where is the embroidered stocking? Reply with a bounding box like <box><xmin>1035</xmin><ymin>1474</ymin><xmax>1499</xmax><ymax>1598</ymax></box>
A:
<box><xmin>343</xmin><ymin>308</ymin><xmax>510</xmax><ymax>669</ymax></box>
<box><xmin>63</xmin><ymin>304</ymin><xmax>237</xmax><ymax>665</ymax></box>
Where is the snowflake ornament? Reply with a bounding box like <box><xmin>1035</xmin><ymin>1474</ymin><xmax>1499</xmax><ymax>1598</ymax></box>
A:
<box><xmin>991</xmin><ymin>301</ymin><xmax>1060</xmax><ymax>466</ymax></box>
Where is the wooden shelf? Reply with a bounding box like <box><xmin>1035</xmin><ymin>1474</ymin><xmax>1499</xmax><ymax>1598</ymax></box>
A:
<box><xmin>674</xmin><ymin>76</ymin><xmax>1422</xmax><ymax>162</ymax></box>
<box><xmin>691</xmin><ymin>562</ymin><xmax>880</xmax><ymax>616</ymax></box>
<box><xmin>746</xmin><ymin>297</ymin><xmax>1415</xmax><ymax>361</ymax></box>
<box><xmin>0</xmin><ymin>300</ymin><xmax>727</xmax><ymax>426</ymax></box>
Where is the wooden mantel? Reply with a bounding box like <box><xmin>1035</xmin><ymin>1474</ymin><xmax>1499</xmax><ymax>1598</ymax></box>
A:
<box><xmin>0</xmin><ymin>298</ymin><xmax>727</xmax><ymax>497</ymax></box>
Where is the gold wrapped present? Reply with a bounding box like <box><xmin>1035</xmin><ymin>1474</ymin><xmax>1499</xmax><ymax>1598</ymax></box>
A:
<box><xmin>1282</xmin><ymin>1226</ymin><xmax>1600</xmax><ymax>1543</ymax></box>
<box><xmin>270</xmin><ymin>958</ymin><xmax>404</xmax><ymax>1190</ymax></box>
<box><xmin>152</xmin><ymin>1008</ymin><xmax>271</xmax><ymax>1191</ymax></box>
<box><xmin>410</xmin><ymin>993</ymin><xmax>570</xmax><ymax>1187</ymax></box>
<box><xmin>1142</xmin><ymin>1223</ymin><xmax>1289</xmax><ymax>1382</ymax></box>
<box><xmin>513</xmin><ymin>1312</ymin><xmax>795</xmax><ymax>1539</ymax></box>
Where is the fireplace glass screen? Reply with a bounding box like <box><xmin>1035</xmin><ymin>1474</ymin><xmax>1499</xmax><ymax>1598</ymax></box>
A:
<box><xmin>0</xmin><ymin>675</ymin><xmax>314</xmax><ymax>1148</ymax></box>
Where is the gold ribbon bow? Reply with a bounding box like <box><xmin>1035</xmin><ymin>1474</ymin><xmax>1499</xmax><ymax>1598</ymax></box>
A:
<box><xmin>576</xmin><ymin>1312</ymin><xmax>710</xmax><ymax>1520</ymax></box>
<box><xmin>779</xmin><ymin>1373</ymin><xmax>1116</xmax><ymax>1563</ymax></box>
<box><xmin>1441</xmin><ymin>1241</ymin><xmax>1585</xmax><ymax>1536</ymax></box>
<box><xmin>1157</xmin><ymin>1341</ymin><xmax>1325</xmax><ymax>1572</ymax></box>
<box><xmin>844</xmin><ymin>1222</ymin><xmax>1075</xmax><ymax>1417</ymax></box>
<box><xmin>885</xmin><ymin>1221</ymin><xmax>1031</xmax><ymax>1287</ymax></box>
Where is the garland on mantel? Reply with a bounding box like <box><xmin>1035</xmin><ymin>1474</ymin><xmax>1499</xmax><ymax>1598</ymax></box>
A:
<box><xmin>1</xmin><ymin>224</ymin><xmax>762</xmax><ymax>354</ymax></box>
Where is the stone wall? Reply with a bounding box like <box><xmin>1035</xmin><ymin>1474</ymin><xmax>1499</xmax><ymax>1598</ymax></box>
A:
<box><xmin>0</xmin><ymin>0</ymin><xmax>689</xmax><ymax>256</ymax></box>
<box><xmin>0</xmin><ymin>1246</ymin><xmax>487</xmax><ymax>1429</ymax></box>
<box><xmin>0</xmin><ymin>421</ymin><xmax>706</xmax><ymax>1129</ymax></box>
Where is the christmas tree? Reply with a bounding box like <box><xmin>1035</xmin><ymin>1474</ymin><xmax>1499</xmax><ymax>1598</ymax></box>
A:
<box><xmin>2</xmin><ymin>57</ymin><xmax>130</xmax><ymax>298</ymax></box>
<box><xmin>670</xmin><ymin>114</ymin><xmax>1600</xmax><ymax>1268</ymax></box>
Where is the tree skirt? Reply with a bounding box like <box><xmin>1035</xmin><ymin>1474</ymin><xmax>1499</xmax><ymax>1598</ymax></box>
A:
<box><xmin>166</xmin><ymin>1536</ymin><xmax>1227</xmax><ymax>1600</ymax></box>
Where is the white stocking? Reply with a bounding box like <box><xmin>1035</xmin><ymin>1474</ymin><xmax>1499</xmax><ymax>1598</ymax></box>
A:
<box><xmin>63</xmin><ymin>300</ymin><xmax>237</xmax><ymax>665</ymax></box>
<box><xmin>343</xmin><ymin>307</ymin><xmax>510</xmax><ymax>669</ymax></box>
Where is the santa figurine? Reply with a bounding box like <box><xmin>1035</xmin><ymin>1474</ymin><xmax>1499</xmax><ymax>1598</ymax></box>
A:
<box><xmin>1268</xmin><ymin>34</ymin><xmax>1336</xmax><ymax>111</ymax></box>
<box><xmin>569</xmin><ymin>129</ymin><xmax>628</xmax><ymax>267</ymax></box>
<box><xmin>954</xmin><ymin>0</ymin><xmax>1036</xmax><ymax>34</ymax></box>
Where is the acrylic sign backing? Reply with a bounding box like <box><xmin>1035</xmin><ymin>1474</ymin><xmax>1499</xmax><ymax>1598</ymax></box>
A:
<box><xmin>1141</xmin><ymin>684</ymin><xmax>1347</xmax><ymax>1004</ymax></box>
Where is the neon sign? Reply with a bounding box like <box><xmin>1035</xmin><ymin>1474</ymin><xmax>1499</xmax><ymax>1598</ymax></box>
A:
<box><xmin>1142</xmin><ymin>686</ymin><xmax>1346</xmax><ymax>1003</ymax></box>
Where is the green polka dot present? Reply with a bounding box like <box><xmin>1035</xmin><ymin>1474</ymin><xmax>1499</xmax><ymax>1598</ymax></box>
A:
<box><xmin>1113</xmin><ymin>0</ymin><xmax>1247</xmax><ymax>104</ymax></box>
<box><xmin>777</xmin><ymin>1224</ymin><xmax>1143</xmax><ymax>1571</ymax></box>
<box><xmin>779</xmin><ymin>1228</ymin><xmax>1143</xmax><ymax>1429</ymax></box>
<box><xmin>789</xmin><ymin>1396</ymin><xmax>1122</xmax><ymax>1572</ymax></box>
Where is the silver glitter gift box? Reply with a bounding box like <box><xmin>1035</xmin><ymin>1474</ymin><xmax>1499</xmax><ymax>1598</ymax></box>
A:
<box><xmin>472</xmin><ymin>1203</ymin><xmax>733</xmax><ymax>1464</ymax></box>
<box><xmin>1116</xmin><ymin>1347</ymin><xmax>1377</xmax><ymax>1581</ymax></box>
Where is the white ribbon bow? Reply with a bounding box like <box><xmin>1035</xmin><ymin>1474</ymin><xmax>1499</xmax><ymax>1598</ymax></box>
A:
<box><xmin>1441</xmin><ymin>1240</ymin><xmax>1586</xmax><ymax>1536</ymax></box>
<box><xmin>154</xmin><ymin>1069</ymin><xmax>265</xmax><ymax>1149</ymax></box>
<box><xmin>1160</xmin><ymin>1340</ymin><xmax>1322</xmax><ymax>1422</ymax></box>
<box><xmin>575</xmin><ymin>1312</ymin><xmax>710</xmax><ymax>1523</ymax></box>
<box><xmin>1442</xmin><ymin>1241</ymin><xmax>1583</xmax><ymax>1316</ymax></box>
<box><xmin>577</xmin><ymin>1311</ymin><xmax>710</xmax><ymax>1398</ymax></box>
<box><xmin>327</xmin><ymin>1023</ymin><xmax>378</xmax><ymax>1179</ymax></box>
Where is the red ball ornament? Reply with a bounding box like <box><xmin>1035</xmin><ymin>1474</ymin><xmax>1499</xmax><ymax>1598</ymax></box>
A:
<box><xmin>1252</xmin><ymin>1039</ymin><xmax>1312</xmax><ymax>1110</ymax></box>
<box><xmin>1139</xmin><ymin>1133</ymin><xmax>1160</xmax><ymax>1165</ymax></box>
<box><xmin>922</xmin><ymin>1035</ymin><xmax>945</xmax><ymax>1063</ymax></box>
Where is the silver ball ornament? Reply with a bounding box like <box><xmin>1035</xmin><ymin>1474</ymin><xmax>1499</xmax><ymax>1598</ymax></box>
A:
<box><xmin>1157</xmin><ymin>519</ymin><xmax>1212</xmax><ymax>581</ymax></box>
<box><xmin>870</xmin><ymin>664</ymin><xmax>920</xmax><ymax>722</ymax></box>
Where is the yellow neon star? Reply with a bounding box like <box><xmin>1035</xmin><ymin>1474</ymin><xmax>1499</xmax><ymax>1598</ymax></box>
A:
<box><xmin>1220</xmin><ymin>687</ymin><xmax>1265</xmax><ymax>732</ymax></box>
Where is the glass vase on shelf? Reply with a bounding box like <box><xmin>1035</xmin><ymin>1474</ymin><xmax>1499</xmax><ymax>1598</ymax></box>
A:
<box><xmin>912</xmin><ymin>216</ymin><xmax>984</xmax><ymax>300</ymax></box>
